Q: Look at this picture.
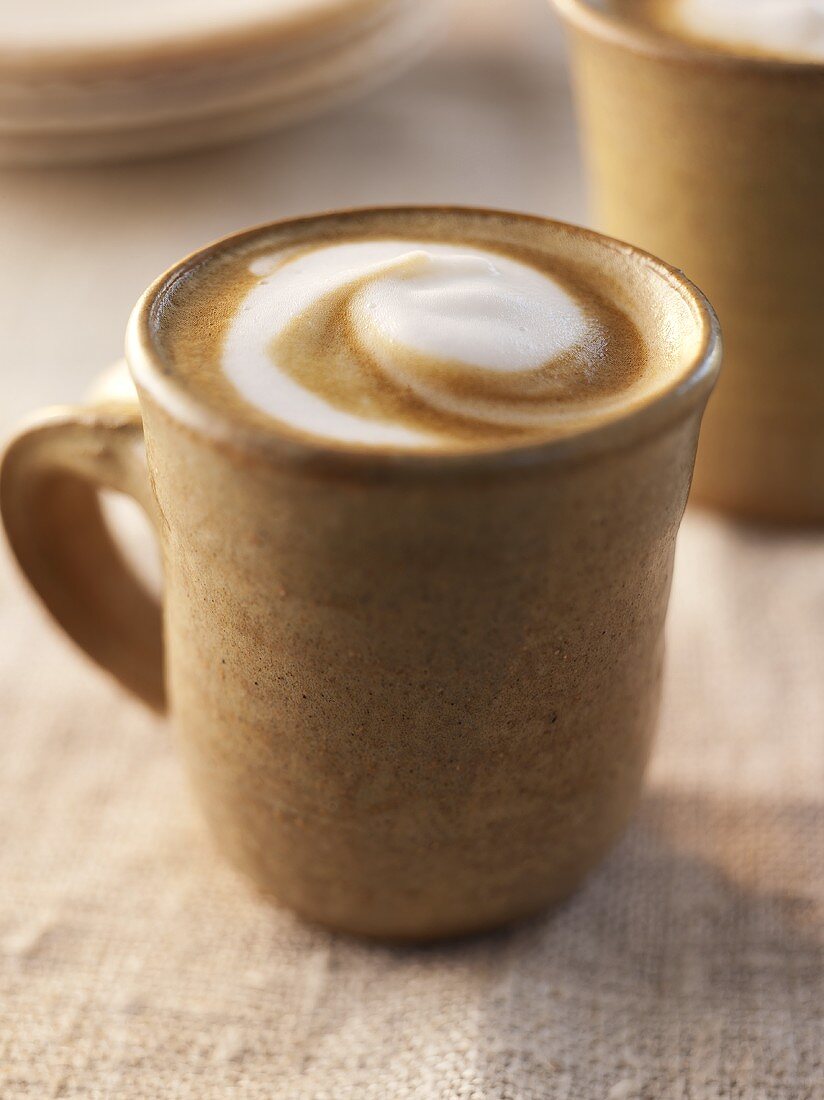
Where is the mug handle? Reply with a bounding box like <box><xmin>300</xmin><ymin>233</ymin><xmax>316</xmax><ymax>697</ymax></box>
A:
<box><xmin>0</xmin><ymin>400</ymin><xmax>166</xmax><ymax>712</ymax></box>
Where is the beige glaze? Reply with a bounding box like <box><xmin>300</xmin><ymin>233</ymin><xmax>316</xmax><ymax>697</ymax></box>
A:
<box><xmin>0</xmin><ymin>209</ymin><xmax>719</xmax><ymax>939</ymax></box>
<box><xmin>552</xmin><ymin>0</ymin><xmax>824</xmax><ymax>522</ymax></box>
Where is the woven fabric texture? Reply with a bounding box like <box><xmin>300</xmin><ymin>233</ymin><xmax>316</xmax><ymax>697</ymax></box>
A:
<box><xmin>2</xmin><ymin>505</ymin><xmax>822</xmax><ymax>1099</ymax></box>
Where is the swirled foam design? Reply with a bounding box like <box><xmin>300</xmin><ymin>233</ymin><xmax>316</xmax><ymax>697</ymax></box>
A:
<box><xmin>673</xmin><ymin>0</ymin><xmax>824</xmax><ymax>60</ymax></box>
<box><xmin>221</xmin><ymin>240</ymin><xmax>615</xmax><ymax>448</ymax></box>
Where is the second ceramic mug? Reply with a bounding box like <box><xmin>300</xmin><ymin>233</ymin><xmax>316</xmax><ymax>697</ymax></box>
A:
<box><xmin>553</xmin><ymin>0</ymin><xmax>824</xmax><ymax>522</ymax></box>
<box><xmin>0</xmin><ymin>208</ymin><xmax>719</xmax><ymax>939</ymax></box>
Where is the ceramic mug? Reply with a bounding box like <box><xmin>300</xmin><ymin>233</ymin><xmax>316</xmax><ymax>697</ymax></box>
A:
<box><xmin>552</xmin><ymin>0</ymin><xmax>824</xmax><ymax>522</ymax></box>
<box><xmin>0</xmin><ymin>208</ymin><xmax>720</xmax><ymax>939</ymax></box>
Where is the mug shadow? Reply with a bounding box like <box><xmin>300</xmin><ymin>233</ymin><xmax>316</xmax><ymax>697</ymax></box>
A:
<box><xmin>329</xmin><ymin>787</ymin><xmax>824</xmax><ymax>1098</ymax></box>
<box><xmin>687</xmin><ymin>499</ymin><xmax>824</xmax><ymax>548</ymax></box>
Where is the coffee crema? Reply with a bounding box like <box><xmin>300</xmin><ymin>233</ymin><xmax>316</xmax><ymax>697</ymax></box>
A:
<box><xmin>600</xmin><ymin>0</ymin><xmax>824</xmax><ymax>62</ymax></box>
<box><xmin>152</xmin><ymin>214</ymin><xmax>656</xmax><ymax>452</ymax></box>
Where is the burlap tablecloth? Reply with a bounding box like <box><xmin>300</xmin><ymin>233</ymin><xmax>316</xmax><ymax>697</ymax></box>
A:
<box><xmin>1</xmin><ymin>2</ymin><xmax>822</xmax><ymax>1096</ymax></box>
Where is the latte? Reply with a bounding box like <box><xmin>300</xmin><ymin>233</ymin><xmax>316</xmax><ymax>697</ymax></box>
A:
<box><xmin>4</xmin><ymin>208</ymin><xmax>719</xmax><ymax>936</ymax></box>
<box><xmin>602</xmin><ymin>0</ymin><xmax>824</xmax><ymax>61</ymax></box>
<box><xmin>149</xmin><ymin>210</ymin><xmax>673</xmax><ymax>453</ymax></box>
<box><xmin>555</xmin><ymin>0</ymin><xmax>824</xmax><ymax>519</ymax></box>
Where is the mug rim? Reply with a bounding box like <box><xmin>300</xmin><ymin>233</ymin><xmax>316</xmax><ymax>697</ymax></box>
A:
<box><xmin>125</xmin><ymin>205</ymin><xmax>722</xmax><ymax>476</ymax></box>
<box><xmin>549</xmin><ymin>0</ymin><xmax>824</xmax><ymax>75</ymax></box>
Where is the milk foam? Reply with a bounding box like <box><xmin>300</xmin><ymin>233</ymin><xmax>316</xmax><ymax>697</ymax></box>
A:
<box><xmin>672</xmin><ymin>0</ymin><xmax>824</xmax><ymax>60</ymax></box>
<box><xmin>221</xmin><ymin>240</ymin><xmax>606</xmax><ymax>448</ymax></box>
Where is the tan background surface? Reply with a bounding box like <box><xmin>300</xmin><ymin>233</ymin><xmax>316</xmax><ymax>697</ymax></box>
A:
<box><xmin>1</xmin><ymin>1</ymin><xmax>822</xmax><ymax>1096</ymax></box>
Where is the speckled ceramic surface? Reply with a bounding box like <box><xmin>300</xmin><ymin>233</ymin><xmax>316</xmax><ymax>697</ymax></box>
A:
<box><xmin>553</xmin><ymin>0</ymin><xmax>824</xmax><ymax>522</ymax></box>
<box><xmin>0</xmin><ymin>209</ymin><xmax>720</xmax><ymax>940</ymax></box>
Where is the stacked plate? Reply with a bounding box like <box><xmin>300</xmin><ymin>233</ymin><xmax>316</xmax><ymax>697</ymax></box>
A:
<box><xmin>0</xmin><ymin>0</ymin><xmax>441</xmax><ymax>165</ymax></box>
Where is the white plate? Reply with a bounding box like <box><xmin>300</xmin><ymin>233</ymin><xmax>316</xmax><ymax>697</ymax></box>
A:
<box><xmin>0</xmin><ymin>0</ymin><xmax>441</xmax><ymax>165</ymax></box>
